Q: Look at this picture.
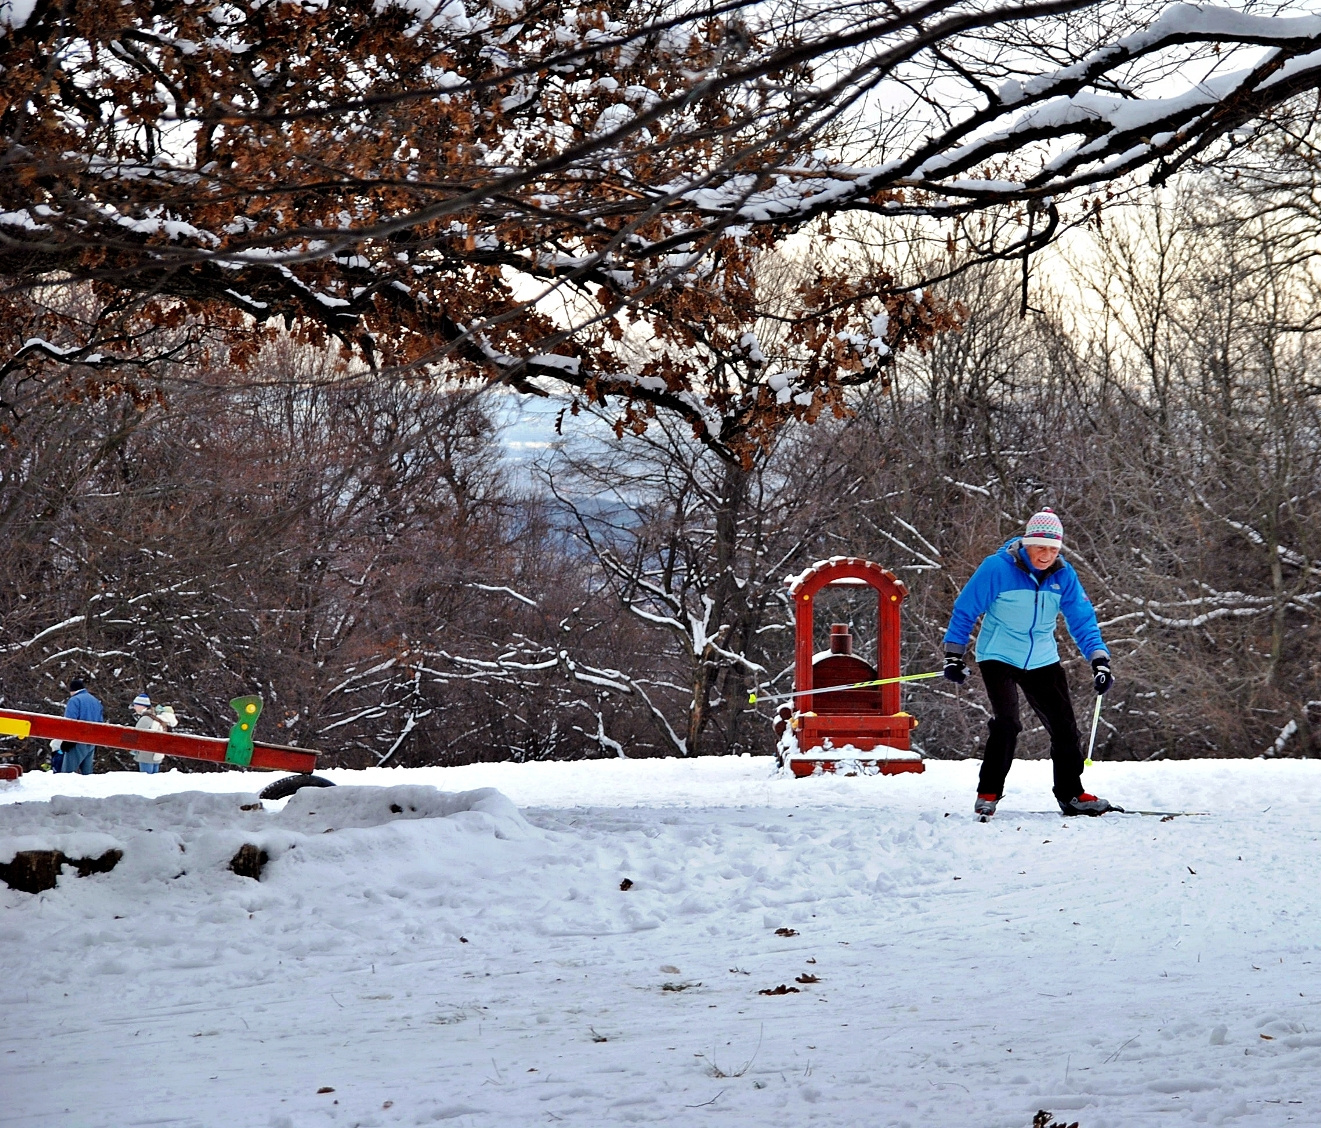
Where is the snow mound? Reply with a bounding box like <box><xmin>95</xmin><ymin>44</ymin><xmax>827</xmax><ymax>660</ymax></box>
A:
<box><xmin>0</xmin><ymin>784</ymin><xmax>532</xmax><ymax>894</ymax></box>
<box><xmin>277</xmin><ymin>782</ymin><xmax>528</xmax><ymax>834</ymax></box>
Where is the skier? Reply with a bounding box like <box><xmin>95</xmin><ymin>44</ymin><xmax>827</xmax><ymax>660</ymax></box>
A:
<box><xmin>941</xmin><ymin>508</ymin><xmax>1116</xmax><ymax>819</ymax></box>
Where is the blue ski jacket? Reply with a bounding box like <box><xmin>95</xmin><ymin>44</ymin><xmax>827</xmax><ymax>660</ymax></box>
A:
<box><xmin>64</xmin><ymin>688</ymin><xmax>103</xmax><ymax>724</ymax></box>
<box><xmin>942</xmin><ymin>538</ymin><xmax>1108</xmax><ymax>670</ymax></box>
<box><xmin>61</xmin><ymin>687</ymin><xmax>104</xmax><ymax>758</ymax></box>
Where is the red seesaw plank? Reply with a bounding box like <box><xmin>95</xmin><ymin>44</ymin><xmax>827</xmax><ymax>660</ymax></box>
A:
<box><xmin>0</xmin><ymin>708</ymin><xmax>318</xmax><ymax>773</ymax></box>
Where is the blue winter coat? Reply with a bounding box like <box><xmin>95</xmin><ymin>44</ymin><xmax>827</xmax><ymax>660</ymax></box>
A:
<box><xmin>942</xmin><ymin>539</ymin><xmax>1108</xmax><ymax>670</ymax></box>
<box><xmin>62</xmin><ymin>688</ymin><xmax>104</xmax><ymax>757</ymax></box>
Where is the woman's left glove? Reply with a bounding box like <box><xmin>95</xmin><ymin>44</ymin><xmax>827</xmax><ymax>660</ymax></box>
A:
<box><xmin>1091</xmin><ymin>657</ymin><xmax>1113</xmax><ymax>695</ymax></box>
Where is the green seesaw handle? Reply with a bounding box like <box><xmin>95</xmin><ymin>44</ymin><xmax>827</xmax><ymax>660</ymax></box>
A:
<box><xmin>225</xmin><ymin>695</ymin><xmax>263</xmax><ymax>766</ymax></box>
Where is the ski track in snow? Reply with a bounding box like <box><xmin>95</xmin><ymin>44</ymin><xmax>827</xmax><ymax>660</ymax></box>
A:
<box><xmin>1</xmin><ymin>757</ymin><xmax>1318</xmax><ymax>1127</ymax></box>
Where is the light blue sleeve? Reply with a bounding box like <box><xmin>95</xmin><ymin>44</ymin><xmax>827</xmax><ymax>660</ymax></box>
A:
<box><xmin>942</xmin><ymin>554</ymin><xmax>1003</xmax><ymax>653</ymax></box>
<box><xmin>1059</xmin><ymin>565</ymin><xmax>1108</xmax><ymax>660</ymax></box>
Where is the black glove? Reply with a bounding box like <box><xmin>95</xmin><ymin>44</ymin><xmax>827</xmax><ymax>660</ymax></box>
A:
<box><xmin>943</xmin><ymin>653</ymin><xmax>968</xmax><ymax>685</ymax></box>
<box><xmin>1091</xmin><ymin>657</ymin><xmax>1113</xmax><ymax>695</ymax></box>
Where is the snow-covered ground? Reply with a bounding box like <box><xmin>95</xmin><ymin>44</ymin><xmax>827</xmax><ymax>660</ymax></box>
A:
<box><xmin>2</xmin><ymin>756</ymin><xmax>1319</xmax><ymax>1128</ymax></box>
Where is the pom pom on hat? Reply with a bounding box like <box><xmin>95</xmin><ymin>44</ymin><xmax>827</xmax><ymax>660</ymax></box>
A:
<box><xmin>132</xmin><ymin>693</ymin><xmax>152</xmax><ymax>707</ymax></box>
<box><xmin>1023</xmin><ymin>507</ymin><xmax>1064</xmax><ymax>547</ymax></box>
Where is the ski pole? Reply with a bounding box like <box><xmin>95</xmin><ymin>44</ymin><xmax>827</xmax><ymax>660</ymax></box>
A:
<box><xmin>1083</xmin><ymin>692</ymin><xmax>1103</xmax><ymax>767</ymax></box>
<box><xmin>748</xmin><ymin>670</ymin><xmax>942</xmax><ymax>706</ymax></box>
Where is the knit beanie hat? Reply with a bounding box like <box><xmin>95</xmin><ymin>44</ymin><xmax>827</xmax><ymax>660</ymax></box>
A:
<box><xmin>1022</xmin><ymin>507</ymin><xmax>1064</xmax><ymax>548</ymax></box>
<box><xmin>132</xmin><ymin>693</ymin><xmax>152</xmax><ymax>708</ymax></box>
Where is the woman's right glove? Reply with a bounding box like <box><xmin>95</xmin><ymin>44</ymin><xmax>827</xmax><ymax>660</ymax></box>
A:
<box><xmin>942</xmin><ymin>653</ymin><xmax>968</xmax><ymax>684</ymax></box>
<box><xmin>1091</xmin><ymin>657</ymin><xmax>1113</xmax><ymax>695</ymax></box>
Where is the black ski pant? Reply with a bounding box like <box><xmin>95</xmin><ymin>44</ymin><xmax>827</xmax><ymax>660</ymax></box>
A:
<box><xmin>975</xmin><ymin>659</ymin><xmax>1084</xmax><ymax>803</ymax></box>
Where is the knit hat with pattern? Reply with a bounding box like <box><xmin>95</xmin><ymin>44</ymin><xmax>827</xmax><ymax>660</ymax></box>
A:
<box><xmin>1022</xmin><ymin>507</ymin><xmax>1064</xmax><ymax>548</ymax></box>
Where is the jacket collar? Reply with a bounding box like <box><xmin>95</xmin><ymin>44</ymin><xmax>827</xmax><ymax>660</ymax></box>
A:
<box><xmin>1004</xmin><ymin>537</ymin><xmax>1064</xmax><ymax>578</ymax></box>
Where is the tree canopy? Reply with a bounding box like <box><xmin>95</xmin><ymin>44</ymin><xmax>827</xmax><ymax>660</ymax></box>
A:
<box><xmin>6</xmin><ymin>0</ymin><xmax>1321</xmax><ymax>459</ymax></box>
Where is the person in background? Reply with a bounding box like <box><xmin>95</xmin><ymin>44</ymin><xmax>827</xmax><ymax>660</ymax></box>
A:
<box><xmin>941</xmin><ymin>508</ymin><xmax>1117</xmax><ymax>820</ymax></box>
<box><xmin>59</xmin><ymin>677</ymin><xmax>104</xmax><ymax>774</ymax></box>
<box><xmin>130</xmin><ymin>693</ymin><xmax>171</xmax><ymax>773</ymax></box>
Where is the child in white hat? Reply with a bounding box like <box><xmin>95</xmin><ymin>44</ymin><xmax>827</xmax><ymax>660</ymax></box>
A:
<box><xmin>131</xmin><ymin>693</ymin><xmax>168</xmax><ymax>773</ymax></box>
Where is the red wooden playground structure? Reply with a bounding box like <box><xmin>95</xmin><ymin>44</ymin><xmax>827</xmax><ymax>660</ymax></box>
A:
<box><xmin>778</xmin><ymin>556</ymin><xmax>924</xmax><ymax>778</ymax></box>
<box><xmin>0</xmin><ymin>696</ymin><xmax>322</xmax><ymax>793</ymax></box>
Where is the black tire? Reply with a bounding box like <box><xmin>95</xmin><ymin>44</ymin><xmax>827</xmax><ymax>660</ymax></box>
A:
<box><xmin>258</xmin><ymin>773</ymin><xmax>336</xmax><ymax>800</ymax></box>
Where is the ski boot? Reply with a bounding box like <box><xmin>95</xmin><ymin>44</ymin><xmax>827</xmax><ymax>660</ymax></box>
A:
<box><xmin>1059</xmin><ymin>792</ymin><xmax>1123</xmax><ymax>816</ymax></box>
<box><xmin>974</xmin><ymin>793</ymin><xmax>999</xmax><ymax>822</ymax></box>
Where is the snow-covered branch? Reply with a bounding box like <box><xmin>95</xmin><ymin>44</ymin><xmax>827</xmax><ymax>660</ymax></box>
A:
<box><xmin>10</xmin><ymin>2</ymin><xmax>1321</xmax><ymax>460</ymax></box>
<box><xmin>467</xmin><ymin>583</ymin><xmax>539</xmax><ymax>608</ymax></box>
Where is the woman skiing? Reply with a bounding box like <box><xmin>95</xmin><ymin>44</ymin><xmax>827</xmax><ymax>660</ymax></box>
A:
<box><xmin>941</xmin><ymin>508</ymin><xmax>1117</xmax><ymax>820</ymax></box>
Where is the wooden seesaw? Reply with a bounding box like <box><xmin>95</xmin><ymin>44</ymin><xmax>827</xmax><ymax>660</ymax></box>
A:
<box><xmin>0</xmin><ymin>696</ymin><xmax>328</xmax><ymax>799</ymax></box>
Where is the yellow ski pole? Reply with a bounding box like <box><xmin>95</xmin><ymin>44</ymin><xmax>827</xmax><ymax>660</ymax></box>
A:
<box><xmin>748</xmin><ymin>670</ymin><xmax>943</xmax><ymax>706</ymax></box>
<box><xmin>1083</xmin><ymin>692</ymin><xmax>1103</xmax><ymax>767</ymax></box>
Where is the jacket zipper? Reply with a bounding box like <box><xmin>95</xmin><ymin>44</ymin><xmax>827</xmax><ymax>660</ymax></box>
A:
<box><xmin>1012</xmin><ymin>545</ymin><xmax>1058</xmax><ymax>669</ymax></box>
<box><xmin>1024</xmin><ymin>571</ymin><xmax>1042</xmax><ymax>669</ymax></box>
